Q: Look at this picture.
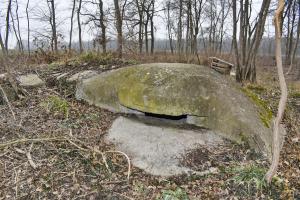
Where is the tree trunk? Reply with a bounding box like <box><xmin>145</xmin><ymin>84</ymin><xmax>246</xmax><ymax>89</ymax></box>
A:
<box><xmin>244</xmin><ymin>0</ymin><xmax>271</xmax><ymax>82</ymax></box>
<box><xmin>77</xmin><ymin>0</ymin><xmax>83</xmax><ymax>53</ymax></box>
<box><xmin>166</xmin><ymin>1</ymin><xmax>173</xmax><ymax>54</ymax></box>
<box><xmin>15</xmin><ymin>0</ymin><xmax>23</xmax><ymax>53</ymax></box>
<box><xmin>50</xmin><ymin>0</ymin><xmax>58</xmax><ymax>52</ymax></box>
<box><xmin>150</xmin><ymin>1</ymin><xmax>154</xmax><ymax>55</ymax></box>
<box><xmin>0</xmin><ymin>33</ymin><xmax>6</xmax><ymax>55</ymax></box>
<box><xmin>10</xmin><ymin>7</ymin><xmax>22</xmax><ymax>51</ymax></box>
<box><xmin>26</xmin><ymin>0</ymin><xmax>30</xmax><ymax>55</ymax></box>
<box><xmin>177</xmin><ymin>0</ymin><xmax>183</xmax><ymax>56</ymax></box>
<box><xmin>114</xmin><ymin>0</ymin><xmax>123</xmax><ymax>58</ymax></box>
<box><xmin>265</xmin><ymin>0</ymin><xmax>287</xmax><ymax>183</ymax></box>
<box><xmin>232</xmin><ymin>0</ymin><xmax>241</xmax><ymax>81</ymax></box>
<box><xmin>287</xmin><ymin>1</ymin><xmax>300</xmax><ymax>75</ymax></box>
<box><xmin>99</xmin><ymin>0</ymin><xmax>106</xmax><ymax>53</ymax></box>
<box><xmin>136</xmin><ymin>0</ymin><xmax>144</xmax><ymax>54</ymax></box>
<box><xmin>234</xmin><ymin>0</ymin><xmax>271</xmax><ymax>82</ymax></box>
<box><xmin>5</xmin><ymin>0</ymin><xmax>12</xmax><ymax>51</ymax></box>
<box><xmin>145</xmin><ymin>19</ymin><xmax>149</xmax><ymax>54</ymax></box>
<box><xmin>69</xmin><ymin>0</ymin><xmax>76</xmax><ymax>51</ymax></box>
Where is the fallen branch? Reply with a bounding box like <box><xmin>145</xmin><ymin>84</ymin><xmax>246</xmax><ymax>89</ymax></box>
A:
<box><xmin>0</xmin><ymin>137</ymin><xmax>66</xmax><ymax>149</ymax></box>
<box><xmin>0</xmin><ymin>84</ymin><xmax>16</xmax><ymax>121</ymax></box>
<box><xmin>14</xmin><ymin>144</ymin><xmax>38</xmax><ymax>169</ymax></box>
<box><xmin>26</xmin><ymin>143</ymin><xmax>38</xmax><ymax>169</ymax></box>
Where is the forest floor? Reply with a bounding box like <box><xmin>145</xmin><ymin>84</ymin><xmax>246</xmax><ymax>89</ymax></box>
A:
<box><xmin>0</xmin><ymin>53</ymin><xmax>299</xmax><ymax>199</ymax></box>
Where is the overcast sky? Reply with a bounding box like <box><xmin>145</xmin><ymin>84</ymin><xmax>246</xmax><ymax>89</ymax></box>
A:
<box><xmin>0</xmin><ymin>0</ymin><xmax>276</xmax><ymax>49</ymax></box>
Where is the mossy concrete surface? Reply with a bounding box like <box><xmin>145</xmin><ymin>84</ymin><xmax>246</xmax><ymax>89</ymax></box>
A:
<box><xmin>17</xmin><ymin>74</ymin><xmax>45</xmax><ymax>87</ymax></box>
<box><xmin>76</xmin><ymin>63</ymin><xmax>272</xmax><ymax>157</ymax></box>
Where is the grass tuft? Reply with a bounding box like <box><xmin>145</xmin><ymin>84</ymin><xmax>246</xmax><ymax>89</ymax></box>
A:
<box><xmin>230</xmin><ymin>164</ymin><xmax>267</xmax><ymax>193</ymax></box>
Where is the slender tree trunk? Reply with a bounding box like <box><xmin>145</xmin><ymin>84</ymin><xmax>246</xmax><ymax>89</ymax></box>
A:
<box><xmin>136</xmin><ymin>0</ymin><xmax>144</xmax><ymax>54</ymax></box>
<box><xmin>99</xmin><ymin>0</ymin><xmax>106</xmax><ymax>53</ymax></box>
<box><xmin>185</xmin><ymin>0</ymin><xmax>191</xmax><ymax>56</ymax></box>
<box><xmin>5</xmin><ymin>0</ymin><xmax>12</xmax><ymax>51</ymax></box>
<box><xmin>232</xmin><ymin>0</ymin><xmax>241</xmax><ymax>81</ymax></box>
<box><xmin>177</xmin><ymin>0</ymin><xmax>183</xmax><ymax>56</ymax></box>
<box><xmin>286</xmin><ymin>0</ymin><xmax>296</xmax><ymax>65</ymax></box>
<box><xmin>265</xmin><ymin>0</ymin><xmax>287</xmax><ymax>183</ymax></box>
<box><xmin>166</xmin><ymin>1</ymin><xmax>173</xmax><ymax>54</ymax></box>
<box><xmin>10</xmin><ymin>7</ymin><xmax>22</xmax><ymax>51</ymax></box>
<box><xmin>245</xmin><ymin>0</ymin><xmax>271</xmax><ymax>82</ymax></box>
<box><xmin>114</xmin><ymin>0</ymin><xmax>123</xmax><ymax>58</ymax></box>
<box><xmin>150</xmin><ymin>1</ymin><xmax>154</xmax><ymax>55</ymax></box>
<box><xmin>50</xmin><ymin>0</ymin><xmax>58</xmax><ymax>52</ymax></box>
<box><xmin>145</xmin><ymin>19</ymin><xmax>149</xmax><ymax>54</ymax></box>
<box><xmin>15</xmin><ymin>0</ymin><xmax>23</xmax><ymax>53</ymax></box>
<box><xmin>69</xmin><ymin>0</ymin><xmax>76</xmax><ymax>51</ymax></box>
<box><xmin>77</xmin><ymin>0</ymin><xmax>83</xmax><ymax>53</ymax></box>
<box><xmin>26</xmin><ymin>0</ymin><xmax>30</xmax><ymax>55</ymax></box>
<box><xmin>287</xmin><ymin>2</ymin><xmax>300</xmax><ymax>75</ymax></box>
<box><xmin>0</xmin><ymin>33</ymin><xmax>6</xmax><ymax>55</ymax></box>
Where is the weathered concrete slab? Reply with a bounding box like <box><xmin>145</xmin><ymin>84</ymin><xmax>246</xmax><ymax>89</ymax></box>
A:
<box><xmin>17</xmin><ymin>74</ymin><xmax>45</xmax><ymax>87</ymax></box>
<box><xmin>107</xmin><ymin>116</ymin><xmax>224</xmax><ymax>176</ymax></box>
<box><xmin>77</xmin><ymin>63</ymin><xmax>272</xmax><ymax>157</ymax></box>
<box><xmin>67</xmin><ymin>70</ymin><xmax>97</xmax><ymax>82</ymax></box>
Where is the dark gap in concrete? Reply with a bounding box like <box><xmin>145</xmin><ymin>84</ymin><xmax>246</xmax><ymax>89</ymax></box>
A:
<box><xmin>144</xmin><ymin>112</ymin><xmax>187</xmax><ymax>121</ymax></box>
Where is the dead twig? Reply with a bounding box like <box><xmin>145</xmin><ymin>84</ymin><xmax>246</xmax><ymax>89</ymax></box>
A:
<box><xmin>0</xmin><ymin>137</ymin><xmax>66</xmax><ymax>149</ymax></box>
<box><xmin>14</xmin><ymin>144</ymin><xmax>38</xmax><ymax>169</ymax></box>
<box><xmin>106</xmin><ymin>150</ymin><xmax>131</xmax><ymax>182</ymax></box>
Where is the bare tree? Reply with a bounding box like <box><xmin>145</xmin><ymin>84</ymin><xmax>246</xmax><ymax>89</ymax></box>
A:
<box><xmin>233</xmin><ymin>0</ymin><xmax>271</xmax><ymax>82</ymax></box>
<box><xmin>191</xmin><ymin>0</ymin><xmax>204</xmax><ymax>54</ymax></box>
<box><xmin>165</xmin><ymin>1</ymin><xmax>174</xmax><ymax>54</ymax></box>
<box><xmin>16</xmin><ymin>0</ymin><xmax>23</xmax><ymax>52</ymax></box>
<box><xmin>150</xmin><ymin>0</ymin><xmax>155</xmax><ymax>54</ymax></box>
<box><xmin>26</xmin><ymin>0</ymin><xmax>31</xmax><ymax>55</ymax></box>
<box><xmin>232</xmin><ymin>0</ymin><xmax>240</xmax><ymax>72</ymax></box>
<box><xmin>114</xmin><ymin>0</ymin><xmax>125</xmax><ymax>58</ymax></box>
<box><xmin>48</xmin><ymin>0</ymin><xmax>58</xmax><ymax>52</ymax></box>
<box><xmin>286</xmin><ymin>1</ymin><xmax>300</xmax><ymax>75</ymax></box>
<box><xmin>177</xmin><ymin>0</ymin><xmax>183</xmax><ymax>56</ymax></box>
<box><xmin>99</xmin><ymin>0</ymin><xmax>106</xmax><ymax>53</ymax></box>
<box><xmin>10</xmin><ymin>4</ymin><xmax>22</xmax><ymax>51</ymax></box>
<box><xmin>77</xmin><ymin>0</ymin><xmax>83</xmax><ymax>53</ymax></box>
<box><xmin>5</xmin><ymin>0</ymin><xmax>12</xmax><ymax>51</ymax></box>
<box><xmin>69</xmin><ymin>0</ymin><xmax>76</xmax><ymax>51</ymax></box>
<box><xmin>265</xmin><ymin>0</ymin><xmax>287</xmax><ymax>183</ymax></box>
<box><xmin>0</xmin><ymin>33</ymin><xmax>6</xmax><ymax>54</ymax></box>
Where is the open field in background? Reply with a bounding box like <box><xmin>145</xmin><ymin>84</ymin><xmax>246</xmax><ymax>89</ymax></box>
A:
<box><xmin>0</xmin><ymin>52</ymin><xmax>299</xmax><ymax>199</ymax></box>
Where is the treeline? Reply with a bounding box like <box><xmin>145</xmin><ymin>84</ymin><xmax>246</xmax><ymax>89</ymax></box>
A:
<box><xmin>0</xmin><ymin>0</ymin><xmax>299</xmax><ymax>82</ymax></box>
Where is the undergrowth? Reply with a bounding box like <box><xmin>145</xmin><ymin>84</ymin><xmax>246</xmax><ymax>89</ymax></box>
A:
<box><xmin>230</xmin><ymin>164</ymin><xmax>267</xmax><ymax>192</ymax></box>
<box><xmin>160</xmin><ymin>187</ymin><xmax>189</xmax><ymax>200</ymax></box>
<box><xmin>40</xmin><ymin>95</ymin><xmax>70</xmax><ymax>119</ymax></box>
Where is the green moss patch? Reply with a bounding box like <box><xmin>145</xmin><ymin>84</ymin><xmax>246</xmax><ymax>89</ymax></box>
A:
<box><xmin>242</xmin><ymin>88</ymin><xmax>273</xmax><ymax>128</ymax></box>
<box><xmin>246</xmin><ymin>84</ymin><xmax>267</xmax><ymax>94</ymax></box>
